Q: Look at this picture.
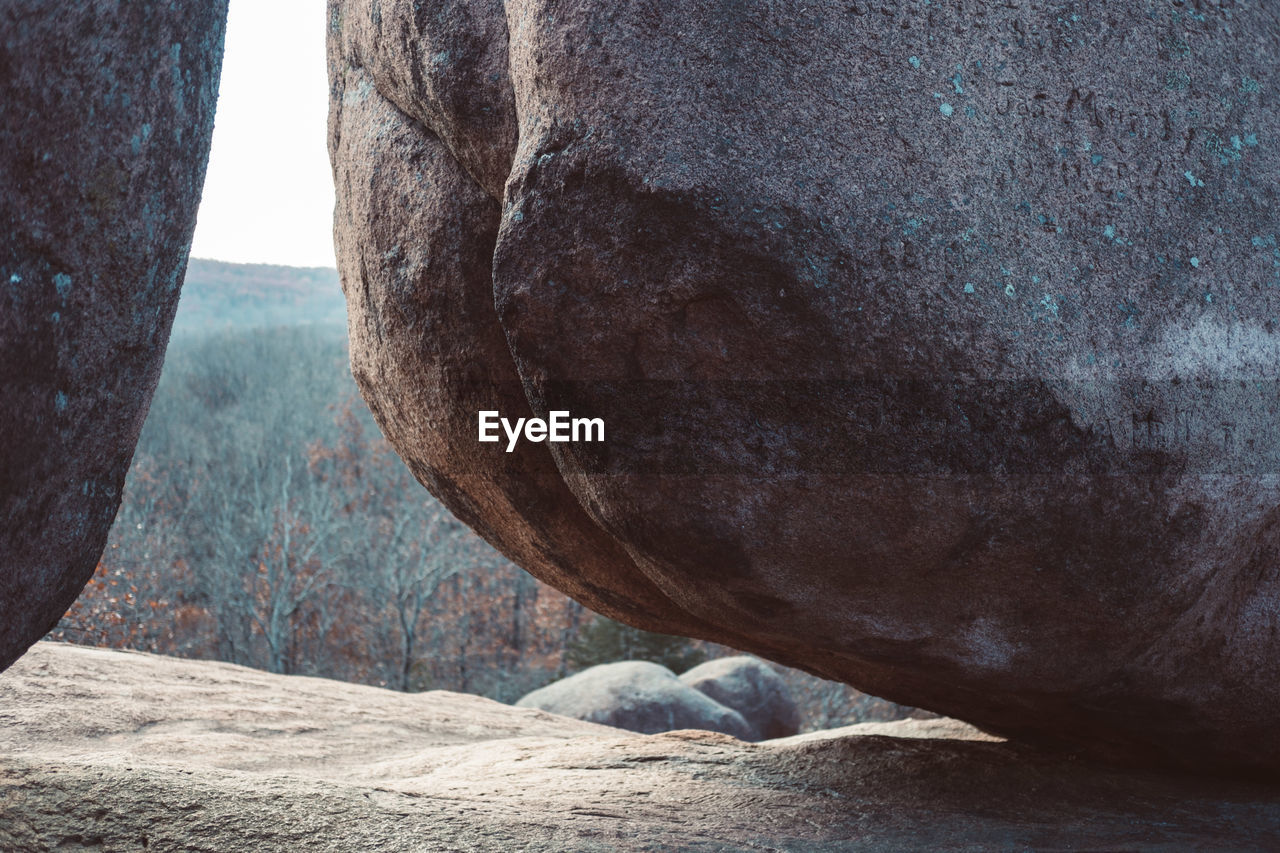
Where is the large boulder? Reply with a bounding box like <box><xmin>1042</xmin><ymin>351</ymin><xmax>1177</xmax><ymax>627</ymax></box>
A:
<box><xmin>329</xmin><ymin>1</ymin><xmax>1280</xmax><ymax>772</ymax></box>
<box><xmin>0</xmin><ymin>2</ymin><xmax>228</xmax><ymax>672</ymax></box>
<box><xmin>680</xmin><ymin>656</ymin><xmax>801</xmax><ymax>741</ymax></box>
<box><xmin>515</xmin><ymin>661</ymin><xmax>753</xmax><ymax>739</ymax></box>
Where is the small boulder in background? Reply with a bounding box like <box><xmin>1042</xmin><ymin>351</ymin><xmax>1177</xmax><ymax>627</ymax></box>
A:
<box><xmin>680</xmin><ymin>656</ymin><xmax>800</xmax><ymax>741</ymax></box>
<box><xmin>515</xmin><ymin>661</ymin><xmax>752</xmax><ymax>740</ymax></box>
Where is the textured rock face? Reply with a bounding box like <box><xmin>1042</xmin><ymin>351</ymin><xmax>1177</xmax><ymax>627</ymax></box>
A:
<box><xmin>327</xmin><ymin>0</ymin><xmax>722</xmax><ymax>640</ymax></box>
<box><xmin>7</xmin><ymin>644</ymin><xmax>1280</xmax><ymax>851</ymax></box>
<box><xmin>515</xmin><ymin>660</ymin><xmax>754</xmax><ymax>739</ymax></box>
<box><xmin>680</xmin><ymin>656</ymin><xmax>801</xmax><ymax>741</ymax></box>
<box><xmin>329</xmin><ymin>2</ymin><xmax>1280</xmax><ymax>771</ymax></box>
<box><xmin>0</xmin><ymin>2</ymin><xmax>228</xmax><ymax>672</ymax></box>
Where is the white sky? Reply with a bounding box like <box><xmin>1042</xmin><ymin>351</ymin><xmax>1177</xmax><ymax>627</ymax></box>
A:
<box><xmin>189</xmin><ymin>0</ymin><xmax>337</xmax><ymax>269</ymax></box>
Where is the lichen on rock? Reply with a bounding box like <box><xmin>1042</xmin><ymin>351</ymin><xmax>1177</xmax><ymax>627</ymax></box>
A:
<box><xmin>0</xmin><ymin>0</ymin><xmax>229</xmax><ymax>673</ymax></box>
<box><xmin>329</xmin><ymin>0</ymin><xmax>1280</xmax><ymax>772</ymax></box>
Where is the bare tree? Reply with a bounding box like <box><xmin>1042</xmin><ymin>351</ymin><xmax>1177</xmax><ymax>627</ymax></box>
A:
<box><xmin>375</xmin><ymin>503</ymin><xmax>469</xmax><ymax>690</ymax></box>
<box><xmin>163</xmin><ymin>327</ymin><xmax>352</xmax><ymax>673</ymax></box>
<box><xmin>55</xmin><ymin>323</ymin><xmax>620</xmax><ymax>699</ymax></box>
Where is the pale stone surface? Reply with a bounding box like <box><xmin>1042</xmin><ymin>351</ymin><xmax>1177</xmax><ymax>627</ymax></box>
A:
<box><xmin>329</xmin><ymin>0</ymin><xmax>1280</xmax><ymax>771</ymax></box>
<box><xmin>0</xmin><ymin>0</ymin><xmax>228</xmax><ymax>672</ymax></box>
<box><xmin>5</xmin><ymin>644</ymin><xmax>1280</xmax><ymax>851</ymax></box>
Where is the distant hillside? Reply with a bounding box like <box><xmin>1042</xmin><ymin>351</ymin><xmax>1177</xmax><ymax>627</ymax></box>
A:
<box><xmin>175</xmin><ymin>258</ymin><xmax>346</xmax><ymax>332</ymax></box>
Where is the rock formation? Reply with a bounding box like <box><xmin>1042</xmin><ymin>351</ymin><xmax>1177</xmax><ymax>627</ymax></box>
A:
<box><xmin>5</xmin><ymin>643</ymin><xmax>1280</xmax><ymax>851</ymax></box>
<box><xmin>680</xmin><ymin>656</ymin><xmax>801</xmax><ymax>741</ymax></box>
<box><xmin>515</xmin><ymin>660</ymin><xmax>754</xmax><ymax>739</ymax></box>
<box><xmin>0</xmin><ymin>1</ymin><xmax>228</xmax><ymax>672</ymax></box>
<box><xmin>329</xmin><ymin>0</ymin><xmax>1280</xmax><ymax>772</ymax></box>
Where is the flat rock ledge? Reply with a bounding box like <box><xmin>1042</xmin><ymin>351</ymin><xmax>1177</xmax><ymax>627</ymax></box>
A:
<box><xmin>2</xmin><ymin>644</ymin><xmax>1278</xmax><ymax>852</ymax></box>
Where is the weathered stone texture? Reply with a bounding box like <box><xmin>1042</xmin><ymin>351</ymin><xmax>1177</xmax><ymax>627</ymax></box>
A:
<box><xmin>330</xmin><ymin>1</ymin><xmax>1280</xmax><ymax>771</ymax></box>
<box><xmin>8</xmin><ymin>643</ymin><xmax>1280</xmax><ymax>851</ymax></box>
<box><xmin>328</xmin><ymin>3</ymin><xmax>736</xmax><ymax>639</ymax></box>
<box><xmin>0</xmin><ymin>1</ymin><xmax>228</xmax><ymax>672</ymax></box>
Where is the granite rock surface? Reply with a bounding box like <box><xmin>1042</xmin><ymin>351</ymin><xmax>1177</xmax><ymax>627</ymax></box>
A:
<box><xmin>681</xmin><ymin>656</ymin><xmax>801</xmax><ymax>741</ymax></box>
<box><xmin>329</xmin><ymin>1</ymin><xmax>1280</xmax><ymax>771</ymax></box>
<box><xmin>7</xmin><ymin>643</ymin><xmax>1280</xmax><ymax>851</ymax></box>
<box><xmin>0</xmin><ymin>0</ymin><xmax>228</xmax><ymax>672</ymax></box>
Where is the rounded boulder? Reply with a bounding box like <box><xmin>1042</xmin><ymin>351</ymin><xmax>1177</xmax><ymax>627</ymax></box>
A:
<box><xmin>516</xmin><ymin>661</ymin><xmax>753</xmax><ymax>740</ymax></box>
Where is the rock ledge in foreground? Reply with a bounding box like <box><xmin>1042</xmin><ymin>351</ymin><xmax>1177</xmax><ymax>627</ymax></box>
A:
<box><xmin>3</xmin><ymin>643</ymin><xmax>1279</xmax><ymax>851</ymax></box>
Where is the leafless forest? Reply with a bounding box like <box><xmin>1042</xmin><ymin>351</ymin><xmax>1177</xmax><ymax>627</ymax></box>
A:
<box><xmin>52</xmin><ymin>299</ymin><xmax>913</xmax><ymax>728</ymax></box>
